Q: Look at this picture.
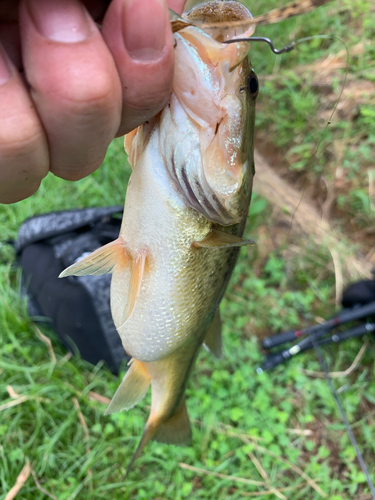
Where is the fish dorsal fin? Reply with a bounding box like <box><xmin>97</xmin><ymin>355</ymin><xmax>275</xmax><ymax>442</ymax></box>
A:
<box><xmin>59</xmin><ymin>237</ymin><xmax>129</xmax><ymax>278</ymax></box>
<box><xmin>152</xmin><ymin>400</ymin><xmax>192</xmax><ymax>445</ymax></box>
<box><xmin>193</xmin><ymin>229</ymin><xmax>255</xmax><ymax>249</ymax></box>
<box><xmin>203</xmin><ymin>309</ymin><xmax>222</xmax><ymax>359</ymax></box>
<box><xmin>118</xmin><ymin>248</ymin><xmax>148</xmax><ymax>328</ymax></box>
<box><xmin>104</xmin><ymin>359</ymin><xmax>151</xmax><ymax>415</ymax></box>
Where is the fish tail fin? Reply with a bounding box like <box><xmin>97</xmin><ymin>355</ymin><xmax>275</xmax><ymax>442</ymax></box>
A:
<box><xmin>104</xmin><ymin>359</ymin><xmax>151</xmax><ymax>415</ymax></box>
<box><xmin>59</xmin><ymin>237</ymin><xmax>129</xmax><ymax>277</ymax></box>
<box><xmin>153</xmin><ymin>400</ymin><xmax>192</xmax><ymax>445</ymax></box>
<box><xmin>123</xmin><ymin>344</ymin><xmax>198</xmax><ymax>477</ymax></box>
<box><xmin>126</xmin><ymin>400</ymin><xmax>192</xmax><ymax>477</ymax></box>
<box><xmin>125</xmin><ymin>422</ymin><xmax>156</xmax><ymax>478</ymax></box>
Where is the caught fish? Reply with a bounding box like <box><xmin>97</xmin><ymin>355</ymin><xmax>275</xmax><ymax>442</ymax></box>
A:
<box><xmin>60</xmin><ymin>0</ymin><xmax>257</xmax><ymax>472</ymax></box>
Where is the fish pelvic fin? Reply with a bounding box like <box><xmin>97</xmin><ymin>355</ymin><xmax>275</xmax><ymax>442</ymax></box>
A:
<box><xmin>192</xmin><ymin>228</ymin><xmax>255</xmax><ymax>249</ymax></box>
<box><xmin>59</xmin><ymin>237</ymin><xmax>129</xmax><ymax>278</ymax></box>
<box><xmin>203</xmin><ymin>309</ymin><xmax>222</xmax><ymax>359</ymax></box>
<box><xmin>117</xmin><ymin>248</ymin><xmax>148</xmax><ymax>328</ymax></box>
<box><xmin>152</xmin><ymin>400</ymin><xmax>192</xmax><ymax>446</ymax></box>
<box><xmin>104</xmin><ymin>359</ymin><xmax>151</xmax><ymax>415</ymax></box>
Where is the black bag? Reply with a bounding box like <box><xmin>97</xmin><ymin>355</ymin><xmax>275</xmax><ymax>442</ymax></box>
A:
<box><xmin>341</xmin><ymin>278</ymin><xmax>375</xmax><ymax>308</ymax></box>
<box><xmin>15</xmin><ymin>206</ymin><xmax>129</xmax><ymax>374</ymax></box>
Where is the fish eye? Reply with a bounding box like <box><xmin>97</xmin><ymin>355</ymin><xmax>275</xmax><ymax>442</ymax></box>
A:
<box><xmin>247</xmin><ymin>72</ymin><xmax>259</xmax><ymax>99</ymax></box>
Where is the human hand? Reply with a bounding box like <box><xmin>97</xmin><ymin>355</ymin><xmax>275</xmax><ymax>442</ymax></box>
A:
<box><xmin>0</xmin><ymin>0</ymin><xmax>186</xmax><ymax>204</ymax></box>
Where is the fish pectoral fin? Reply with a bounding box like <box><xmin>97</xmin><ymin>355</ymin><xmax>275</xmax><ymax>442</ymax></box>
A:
<box><xmin>203</xmin><ymin>309</ymin><xmax>222</xmax><ymax>359</ymax></box>
<box><xmin>192</xmin><ymin>229</ymin><xmax>255</xmax><ymax>249</ymax></box>
<box><xmin>117</xmin><ymin>248</ymin><xmax>148</xmax><ymax>328</ymax></box>
<box><xmin>59</xmin><ymin>237</ymin><xmax>129</xmax><ymax>278</ymax></box>
<box><xmin>153</xmin><ymin>400</ymin><xmax>192</xmax><ymax>446</ymax></box>
<box><xmin>104</xmin><ymin>359</ymin><xmax>151</xmax><ymax>415</ymax></box>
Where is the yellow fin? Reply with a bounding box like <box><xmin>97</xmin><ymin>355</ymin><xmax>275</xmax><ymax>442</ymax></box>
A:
<box><xmin>125</xmin><ymin>422</ymin><xmax>156</xmax><ymax>478</ymax></box>
<box><xmin>153</xmin><ymin>400</ymin><xmax>192</xmax><ymax>446</ymax></box>
<box><xmin>59</xmin><ymin>237</ymin><xmax>128</xmax><ymax>278</ymax></box>
<box><xmin>104</xmin><ymin>359</ymin><xmax>150</xmax><ymax>415</ymax></box>
<box><xmin>118</xmin><ymin>248</ymin><xmax>147</xmax><ymax>327</ymax></box>
<box><xmin>203</xmin><ymin>309</ymin><xmax>222</xmax><ymax>359</ymax></box>
<box><xmin>192</xmin><ymin>229</ymin><xmax>255</xmax><ymax>249</ymax></box>
<box><xmin>125</xmin><ymin>400</ymin><xmax>192</xmax><ymax>477</ymax></box>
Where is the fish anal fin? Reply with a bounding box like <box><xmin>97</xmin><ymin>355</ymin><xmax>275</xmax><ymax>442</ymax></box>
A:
<box><xmin>203</xmin><ymin>309</ymin><xmax>222</xmax><ymax>359</ymax></box>
<box><xmin>152</xmin><ymin>400</ymin><xmax>192</xmax><ymax>446</ymax></box>
<box><xmin>192</xmin><ymin>228</ymin><xmax>255</xmax><ymax>249</ymax></box>
<box><xmin>118</xmin><ymin>248</ymin><xmax>148</xmax><ymax>328</ymax></box>
<box><xmin>104</xmin><ymin>359</ymin><xmax>151</xmax><ymax>415</ymax></box>
<box><xmin>59</xmin><ymin>237</ymin><xmax>129</xmax><ymax>278</ymax></box>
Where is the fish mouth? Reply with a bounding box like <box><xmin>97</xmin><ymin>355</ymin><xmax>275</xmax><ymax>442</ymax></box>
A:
<box><xmin>163</xmin><ymin>2</ymin><xmax>255</xmax><ymax>226</ymax></box>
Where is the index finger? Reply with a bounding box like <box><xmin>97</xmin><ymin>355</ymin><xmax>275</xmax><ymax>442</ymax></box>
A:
<box><xmin>102</xmin><ymin>0</ymin><xmax>186</xmax><ymax>136</ymax></box>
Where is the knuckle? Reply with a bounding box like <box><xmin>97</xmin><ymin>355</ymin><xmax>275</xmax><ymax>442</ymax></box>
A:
<box><xmin>0</xmin><ymin>114</ymin><xmax>44</xmax><ymax>158</ymax></box>
<box><xmin>0</xmin><ymin>114</ymin><xmax>49</xmax><ymax>195</ymax></box>
<box><xmin>55</xmin><ymin>71</ymin><xmax>117</xmax><ymax>116</ymax></box>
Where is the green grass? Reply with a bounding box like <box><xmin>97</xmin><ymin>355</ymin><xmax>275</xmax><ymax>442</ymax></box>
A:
<box><xmin>1</xmin><ymin>2</ymin><xmax>375</xmax><ymax>499</ymax></box>
<box><xmin>245</xmin><ymin>0</ymin><xmax>375</xmax><ymax>237</ymax></box>
<box><xmin>1</xmin><ymin>140</ymin><xmax>375</xmax><ymax>499</ymax></box>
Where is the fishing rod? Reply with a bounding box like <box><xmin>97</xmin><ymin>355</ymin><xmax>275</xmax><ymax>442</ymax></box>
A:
<box><xmin>259</xmin><ymin>300</ymin><xmax>375</xmax><ymax>370</ymax></box>
<box><xmin>224</xmin><ymin>22</ymin><xmax>375</xmax><ymax>497</ymax></box>
<box><xmin>257</xmin><ymin>280</ymin><xmax>375</xmax><ymax>498</ymax></box>
<box><xmin>262</xmin><ymin>300</ymin><xmax>375</xmax><ymax>349</ymax></box>
<box><xmin>260</xmin><ymin>322</ymin><xmax>375</xmax><ymax>371</ymax></box>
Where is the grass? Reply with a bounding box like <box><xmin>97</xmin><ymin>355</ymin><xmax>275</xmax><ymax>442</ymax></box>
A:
<box><xmin>247</xmin><ymin>0</ymin><xmax>375</xmax><ymax>244</ymax></box>
<box><xmin>1</xmin><ymin>1</ymin><xmax>375</xmax><ymax>499</ymax></box>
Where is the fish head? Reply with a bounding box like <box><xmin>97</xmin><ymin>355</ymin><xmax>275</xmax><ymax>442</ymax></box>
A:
<box><xmin>163</xmin><ymin>0</ymin><xmax>258</xmax><ymax>225</ymax></box>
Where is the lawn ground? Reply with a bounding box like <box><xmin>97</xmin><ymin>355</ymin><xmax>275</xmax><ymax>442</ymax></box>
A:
<box><xmin>1</xmin><ymin>1</ymin><xmax>375</xmax><ymax>498</ymax></box>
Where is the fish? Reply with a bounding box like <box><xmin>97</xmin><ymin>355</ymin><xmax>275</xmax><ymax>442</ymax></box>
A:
<box><xmin>59</xmin><ymin>0</ymin><xmax>258</xmax><ymax>473</ymax></box>
<box><xmin>170</xmin><ymin>0</ymin><xmax>334</xmax><ymax>32</ymax></box>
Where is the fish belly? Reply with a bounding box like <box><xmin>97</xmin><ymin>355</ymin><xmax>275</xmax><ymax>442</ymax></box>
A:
<box><xmin>110</xmin><ymin>129</ymin><xmax>242</xmax><ymax>363</ymax></box>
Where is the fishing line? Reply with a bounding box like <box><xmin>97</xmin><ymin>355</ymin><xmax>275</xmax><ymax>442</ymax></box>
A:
<box><xmin>296</xmin><ymin>44</ymin><xmax>374</xmax><ymax>494</ymax></box>
<box><xmin>226</xmin><ymin>34</ymin><xmax>375</xmax><ymax>495</ymax></box>
<box><xmin>225</xmin><ymin>34</ymin><xmax>348</xmax><ymax>235</ymax></box>
<box><xmin>310</xmin><ymin>333</ymin><xmax>375</xmax><ymax>499</ymax></box>
<box><xmin>285</xmin><ymin>35</ymin><xmax>349</xmax><ymax>234</ymax></box>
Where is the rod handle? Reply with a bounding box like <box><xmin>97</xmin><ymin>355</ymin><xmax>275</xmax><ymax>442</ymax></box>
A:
<box><xmin>262</xmin><ymin>330</ymin><xmax>299</xmax><ymax>349</ymax></box>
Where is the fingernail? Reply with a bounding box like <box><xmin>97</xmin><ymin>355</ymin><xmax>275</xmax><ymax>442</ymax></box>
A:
<box><xmin>27</xmin><ymin>0</ymin><xmax>91</xmax><ymax>43</ymax></box>
<box><xmin>122</xmin><ymin>0</ymin><xmax>168</xmax><ymax>61</ymax></box>
<box><xmin>0</xmin><ymin>46</ymin><xmax>10</xmax><ymax>85</ymax></box>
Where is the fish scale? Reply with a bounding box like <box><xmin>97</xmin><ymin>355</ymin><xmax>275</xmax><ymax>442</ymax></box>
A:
<box><xmin>60</xmin><ymin>0</ymin><xmax>257</xmax><ymax>474</ymax></box>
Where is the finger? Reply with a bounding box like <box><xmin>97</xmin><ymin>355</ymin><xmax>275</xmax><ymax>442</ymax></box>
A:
<box><xmin>19</xmin><ymin>0</ymin><xmax>122</xmax><ymax>181</ymax></box>
<box><xmin>0</xmin><ymin>46</ymin><xmax>49</xmax><ymax>204</ymax></box>
<box><xmin>102</xmin><ymin>0</ymin><xmax>175</xmax><ymax>135</ymax></box>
